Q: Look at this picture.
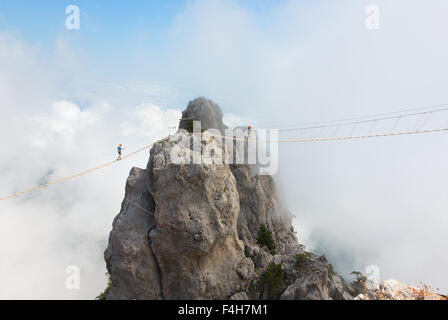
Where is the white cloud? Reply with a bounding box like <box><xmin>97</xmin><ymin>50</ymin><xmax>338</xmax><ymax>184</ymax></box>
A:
<box><xmin>0</xmin><ymin>34</ymin><xmax>182</xmax><ymax>299</ymax></box>
<box><xmin>137</xmin><ymin>103</ymin><xmax>181</xmax><ymax>137</ymax></box>
<box><xmin>223</xmin><ymin>113</ymin><xmax>249</xmax><ymax>128</ymax></box>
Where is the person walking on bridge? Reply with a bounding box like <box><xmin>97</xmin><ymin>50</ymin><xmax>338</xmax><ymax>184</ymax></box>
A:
<box><xmin>117</xmin><ymin>144</ymin><xmax>125</xmax><ymax>160</ymax></box>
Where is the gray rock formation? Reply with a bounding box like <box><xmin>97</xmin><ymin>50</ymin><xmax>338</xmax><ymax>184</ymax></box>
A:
<box><xmin>103</xmin><ymin>98</ymin><xmax>354</xmax><ymax>300</ymax></box>
<box><xmin>104</xmin><ymin>167</ymin><xmax>162</xmax><ymax>300</ymax></box>
<box><xmin>145</xmin><ymin>137</ymin><xmax>254</xmax><ymax>299</ymax></box>
<box><xmin>231</xmin><ymin>164</ymin><xmax>299</xmax><ymax>260</ymax></box>
<box><xmin>275</xmin><ymin>254</ymin><xmax>352</xmax><ymax>300</ymax></box>
<box><xmin>178</xmin><ymin>97</ymin><xmax>228</xmax><ymax>133</ymax></box>
<box><xmin>229</xmin><ymin>292</ymin><xmax>249</xmax><ymax>300</ymax></box>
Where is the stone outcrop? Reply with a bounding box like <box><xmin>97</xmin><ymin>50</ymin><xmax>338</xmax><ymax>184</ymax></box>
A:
<box><xmin>178</xmin><ymin>97</ymin><xmax>228</xmax><ymax>133</ymax></box>
<box><xmin>145</xmin><ymin>137</ymin><xmax>254</xmax><ymax>299</ymax></box>
<box><xmin>104</xmin><ymin>97</ymin><xmax>354</xmax><ymax>300</ymax></box>
<box><xmin>104</xmin><ymin>167</ymin><xmax>161</xmax><ymax>300</ymax></box>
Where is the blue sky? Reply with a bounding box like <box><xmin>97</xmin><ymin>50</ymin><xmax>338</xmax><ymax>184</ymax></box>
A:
<box><xmin>0</xmin><ymin>1</ymin><xmax>282</xmax><ymax>69</ymax></box>
<box><xmin>0</xmin><ymin>1</ymin><xmax>186</xmax><ymax>73</ymax></box>
<box><xmin>0</xmin><ymin>1</ymin><xmax>182</xmax><ymax>45</ymax></box>
<box><xmin>0</xmin><ymin>0</ymin><xmax>296</xmax><ymax>111</ymax></box>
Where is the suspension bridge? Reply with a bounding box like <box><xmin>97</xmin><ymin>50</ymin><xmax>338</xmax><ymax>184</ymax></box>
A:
<box><xmin>2</xmin><ymin>103</ymin><xmax>448</xmax><ymax>201</ymax></box>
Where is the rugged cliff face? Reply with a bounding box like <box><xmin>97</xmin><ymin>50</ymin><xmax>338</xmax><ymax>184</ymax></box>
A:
<box><xmin>104</xmin><ymin>97</ymin><xmax>353</xmax><ymax>300</ymax></box>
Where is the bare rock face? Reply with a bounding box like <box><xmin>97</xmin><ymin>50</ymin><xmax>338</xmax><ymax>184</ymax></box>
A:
<box><xmin>229</xmin><ymin>292</ymin><xmax>249</xmax><ymax>300</ymax></box>
<box><xmin>145</xmin><ymin>137</ymin><xmax>254</xmax><ymax>299</ymax></box>
<box><xmin>274</xmin><ymin>254</ymin><xmax>352</xmax><ymax>300</ymax></box>
<box><xmin>104</xmin><ymin>167</ymin><xmax>162</xmax><ymax>300</ymax></box>
<box><xmin>178</xmin><ymin>97</ymin><xmax>228</xmax><ymax>133</ymax></box>
<box><xmin>104</xmin><ymin>98</ymin><xmax>354</xmax><ymax>300</ymax></box>
<box><xmin>231</xmin><ymin>164</ymin><xmax>299</xmax><ymax>261</ymax></box>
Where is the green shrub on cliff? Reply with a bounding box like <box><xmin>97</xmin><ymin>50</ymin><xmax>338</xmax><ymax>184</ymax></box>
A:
<box><xmin>295</xmin><ymin>252</ymin><xmax>308</xmax><ymax>266</ymax></box>
<box><xmin>256</xmin><ymin>224</ymin><xmax>276</xmax><ymax>255</ymax></box>
<box><xmin>259</xmin><ymin>262</ymin><xmax>285</xmax><ymax>299</ymax></box>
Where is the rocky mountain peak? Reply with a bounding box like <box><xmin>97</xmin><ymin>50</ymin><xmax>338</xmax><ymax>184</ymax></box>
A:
<box><xmin>178</xmin><ymin>97</ymin><xmax>228</xmax><ymax>133</ymax></box>
<box><xmin>103</xmin><ymin>98</ymin><xmax>353</xmax><ymax>300</ymax></box>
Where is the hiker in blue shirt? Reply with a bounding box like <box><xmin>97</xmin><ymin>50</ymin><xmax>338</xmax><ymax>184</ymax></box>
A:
<box><xmin>117</xmin><ymin>144</ymin><xmax>125</xmax><ymax>160</ymax></box>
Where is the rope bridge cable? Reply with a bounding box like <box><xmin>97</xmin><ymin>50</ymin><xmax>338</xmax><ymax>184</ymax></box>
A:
<box><xmin>272</xmin><ymin>105</ymin><xmax>448</xmax><ymax>133</ymax></box>
<box><xmin>254</xmin><ymin>127</ymin><xmax>448</xmax><ymax>143</ymax></box>
<box><xmin>222</xmin><ymin>127</ymin><xmax>448</xmax><ymax>144</ymax></box>
<box><xmin>0</xmin><ymin>142</ymin><xmax>157</xmax><ymax>201</ymax></box>
<box><xmin>1</xmin><ymin>127</ymin><xmax>448</xmax><ymax>201</ymax></box>
<box><xmin>261</xmin><ymin>103</ymin><xmax>448</xmax><ymax>130</ymax></box>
